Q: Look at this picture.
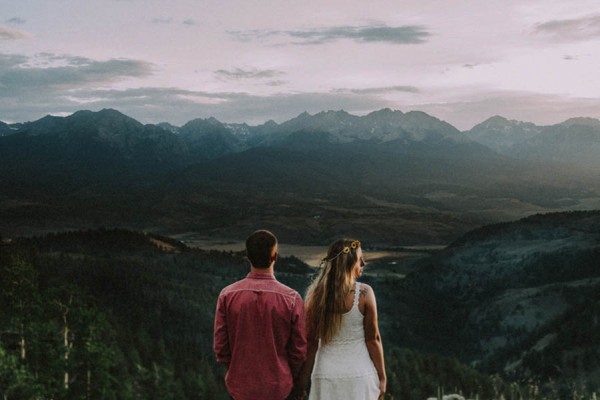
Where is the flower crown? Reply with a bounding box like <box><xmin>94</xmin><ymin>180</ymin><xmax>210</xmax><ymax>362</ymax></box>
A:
<box><xmin>320</xmin><ymin>240</ymin><xmax>361</xmax><ymax>266</ymax></box>
<box><xmin>342</xmin><ymin>240</ymin><xmax>361</xmax><ymax>254</ymax></box>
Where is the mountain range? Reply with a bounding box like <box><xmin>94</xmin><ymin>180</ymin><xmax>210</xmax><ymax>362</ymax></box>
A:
<box><xmin>1</xmin><ymin>108</ymin><xmax>600</xmax><ymax>243</ymax></box>
<box><xmin>466</xmin><ymin>115</ymin><xmax>600</xmax><ymax>170</ymax></box>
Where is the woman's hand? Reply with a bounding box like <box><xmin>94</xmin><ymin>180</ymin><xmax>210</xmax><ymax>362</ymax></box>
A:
<box><xmin>378</xmin><ymin>375</ymin><xmax>387</xmax><ymax>399</ymax></box>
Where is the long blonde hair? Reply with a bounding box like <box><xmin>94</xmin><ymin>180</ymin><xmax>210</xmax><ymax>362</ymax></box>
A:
<box><xmin>305</xmin><ymin>238</ymin><xmax>360</xmax><ymax>344</ymax></box>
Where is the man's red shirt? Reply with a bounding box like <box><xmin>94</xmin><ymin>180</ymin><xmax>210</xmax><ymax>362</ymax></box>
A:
<box><xmin>214</xmin><ymin>271</ymin><xmax>307</xmax><ymax>400</ymax></box>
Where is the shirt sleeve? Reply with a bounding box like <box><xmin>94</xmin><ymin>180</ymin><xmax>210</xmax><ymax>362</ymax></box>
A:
<box><xmin>286</xmin><ymin>293</ymin><xmax>308</xmax><ymax>366</ymax></box>
<box><xmin>213</xmin><ymin>293</ymin><xmax>231</xmax><ymax>364</ymax></box>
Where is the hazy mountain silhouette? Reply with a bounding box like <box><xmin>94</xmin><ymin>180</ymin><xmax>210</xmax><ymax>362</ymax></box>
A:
<box><xmin>251</xmin><ymin>108</ymin><xmax>470</xmax><ymax>146</ymax></box>
<box><xmin>156</xmin><ymin>121</ymin><xmax>181</xmax><ymax>134</ymax></box>
<box><xmin>0</xmin><ymin>120</ymin><xmax>14</xmax><ymax>136</ymax></box>
<box><xmin>466</xmin><ymin>116</ymin><xmax>600</xmax><ymax>170</ymax></box>
<box><xmin>512</xmin><ymin>120</ymin><xmax>600</xmax><ymax>169</ymax></box>
<box><xmin>560</xmin><ymin>117</ymin><xmax>600</xmax><ymax>128</ymax></box>
<box><xmin>0</xmin><ymin>109</ymin><xmax>185</xmax><ymax>178</ymax></box>
<box><xmin>1</xmin><ymin>108</ymin><xmax>600</xmax><ymax>242</ymax></box>
<box><xmin>465</xmin><ymin>116</ymin><xmax>542</xmax><ymax>153</ymax></box>
<box><xmin>179</xmin><ymin>117</ymin><xmax>243</xmax><ymax>160</ymax></box>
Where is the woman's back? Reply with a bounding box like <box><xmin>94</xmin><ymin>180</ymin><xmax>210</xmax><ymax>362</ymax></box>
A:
<box><xmin>309</xmin><ymin>282</ymin><xmax>379</xmax><ymax>399</ymax></box>
<box><xmin>329</xmin><ymin>283</ymin><xmax>367</xmax><ymax>345</ymax></box>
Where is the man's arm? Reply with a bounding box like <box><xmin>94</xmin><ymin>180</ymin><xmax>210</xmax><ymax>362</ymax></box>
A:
<box><xmin>213</xmin><ymin>294</ymin><xmax>231</xmax><ymax>365</ymax></box>
<box><xmin>287</xmin><ymin>294</ymin><xmax>308</xmax><ymax>363</ymax></box>
<box><xmin>287</xmin><ymin>293</ymin><xmax>308</xmax><ymax>399</ymax></box>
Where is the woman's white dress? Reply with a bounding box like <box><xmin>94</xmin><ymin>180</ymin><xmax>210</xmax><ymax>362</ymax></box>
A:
<box><xmin>309</xmin><ymin>282</ymin><xmax>380</xmax><ymax>400</ymax></box>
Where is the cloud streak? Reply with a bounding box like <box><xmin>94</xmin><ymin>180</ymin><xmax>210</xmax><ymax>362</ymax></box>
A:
<box><xmin>214</xmin><ymin>67</ymin><xmax>285</xmax><ymax>80</ymax></box>
<box><xmin>534</xmin><ymin>14</ymin><xmax>600</xmax><ymax>41</ymax></box>
<box><xmin>229</xmin><ymin>24</ymin><xmax>430</xmax><ymax>45</ymax></box>
<box><xmin>335</xmin><ymin>85</ymin><xmax>419</xmax><ymax>95</ymax></box>
<box><xmin>152</xmin><ymin>17</ymin><xmax>174</xmax><ymax>24</ymax></box>
<box><xmin>0</xmin><ymin>53</ymin><xmax>153</xmax><ymax>97</ymax></box>
<box><xmin>6</xmin><ymin>17</ymin><xmax>26</xmax><ymax>25</ymax></box>
<box><xmin>152</xmin><ymin>17</ymin><xmax>200</xmax><ymax>26</ymax></box>
<box><xmin>0</xmin><ymin>26</ymin><xmax>29</xmax><ymax>41</ymax></box>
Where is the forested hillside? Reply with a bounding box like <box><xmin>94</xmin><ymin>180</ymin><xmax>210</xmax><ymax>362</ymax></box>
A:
<box><xmin>1</xmin><ymin>228</ymin><xmax>509</xmax><ymax>400</ymax></box>
<box><xmin>384</xmin><ymin>211</ymin><xmax>600</xmax><ymax>398</ymax></box>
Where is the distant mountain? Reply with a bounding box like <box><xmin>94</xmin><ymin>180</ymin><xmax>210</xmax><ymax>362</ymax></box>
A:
<box><xmin>1</xmin><ymin>108</ymin><xmax>600</xmax><ymax>243</ymax></box>
<box><xmin>256</xmin><ymin>108</ymin><xmax>469</xmax><ymax>145</ymax></box>
<box><xmin>0</xmin><ymin>109</ymin><xmax>186</xmax><ymax>193</ymax></box>
<box><xmin>223</xmin><ymin>122</ymin><xmax>253</xmax><ymax>137</ymax></box>
<box><xmin>361</xmin><ymin>108</ymin><xmax>469</xmax><ymax>143</ymax></box>
<box><xmin>466</xmin><ymin>116</ymin><xmax>600</xmax><ymax>170</ymax></box>
<box><xmin>156</xmin><ymin>122</ymin><xmax>181</xmax><ymax>134</ymax></box>
<box><xmin>465</xmin><ymin>116</ymin><xmax>542</xmax><ymax>153</ymax></box>
<box><xmin>560</xmin><ymin>117</ymin><xmax>600</xmax><ymax>128</ymax></box>
<box><xmin>179</xmin><ymin>117</ymin><xmax>243</xmax><ymax>160</ymax></box>
<box><xmin>162</xmin><ymin>125</ymin><xmax>599</xmax><ymax>244</ymax></box>
<box><xmin>0</xmin><ymin>121</ymin><xmax>14</xmax><ymax>137</ymax></box>
<box><xmin>384</xmin><ymin>210</ymin><xmax>600</xmax><ymax>391</ymax></box>
<box><xmin>273</xmin><ymin>110</ymin><xmax>359</xmax><ymax>138</ymax></box>
<box><xmin>511</xmin><ymin>120</ymin><xmax>600</xmax><ymax>169</ymax></box>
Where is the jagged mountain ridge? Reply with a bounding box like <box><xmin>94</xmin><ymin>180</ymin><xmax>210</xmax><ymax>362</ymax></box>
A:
<box><xmin>10</xmin><ymin>108</ymin><xmax>184</xmax><ymax>157</ymax></box>
<box><xmin>179</xmin><ymin>117</ymin><xmax>244</xmax><ymax>160</ymax></box>
<box><xmin>465</xmin><ymin>116</ymin><xmax>542</xmax><ymax>152</ymax></box>
<box><xmin>465</xmin><ymin>116</ymin><xmax>600</xmax><ymax>169</ymax></box>
<box><xmin>248</xmin><ymin>108</ymin><xmax>469</xmax><ymax>145</ymax></box>
<box><xmin>0</xmin><ymin>120</ymin><xmax>14</xmax><ymax>136</ymax></box>
<box><xmin>0</xmin><ymin>107</ymin><xmax>492</xmax><ymax>185</ymax></box>
<box><xmin>511</xmin><ymin>122</ymin><xmax>600</xmax><ymax>168</ymax></box>
<box><xmin>1</xmin><ymin>108</ymin><xmax>600</xmax><ymax>242</ymax></box>
<box><xmin>0</xmin><ymin>109</ymin><xmax>187</xmax><ymax>190</ymax></box>
<box><xmin>5</xmin><ymin>108</ymin><xmax>600</xmax><ymax>163</ymax></box>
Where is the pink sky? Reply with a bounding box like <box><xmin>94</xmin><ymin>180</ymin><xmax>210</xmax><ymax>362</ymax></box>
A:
<box><xmin>1</xmin><ymin>0</ymin><xmax>600</xmax><ymax>129</ymax></box>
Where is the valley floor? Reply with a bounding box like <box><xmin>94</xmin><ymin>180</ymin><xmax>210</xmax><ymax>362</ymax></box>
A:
<box><xmin>176</xmin><ymin>234</ymin><xmax>443</xmax><ymax>275</ymax></box>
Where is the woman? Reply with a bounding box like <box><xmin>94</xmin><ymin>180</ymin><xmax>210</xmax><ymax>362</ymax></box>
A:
<box><xmin>299</xmin><ymin>239</ymin><xmax>386</xmax><ymax>400</ymax></box>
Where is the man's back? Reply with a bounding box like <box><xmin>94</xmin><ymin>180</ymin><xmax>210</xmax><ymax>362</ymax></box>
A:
<box><xmin>214</xmin><ymin>272</ymin><xmax>306</xmax><ymax>400</ymax></box>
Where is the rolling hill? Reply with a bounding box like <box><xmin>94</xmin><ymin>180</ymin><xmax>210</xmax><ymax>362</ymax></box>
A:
<box><xmin>378</xmin><ymin>210</ymin><xmax>600</xmax><ymax>395</ymax></box>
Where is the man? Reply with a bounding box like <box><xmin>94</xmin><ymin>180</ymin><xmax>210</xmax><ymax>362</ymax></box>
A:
<box><xmin>214</xmin><ymin>230</ymin><xmax>307</xmax><ymax>400</ymax></box>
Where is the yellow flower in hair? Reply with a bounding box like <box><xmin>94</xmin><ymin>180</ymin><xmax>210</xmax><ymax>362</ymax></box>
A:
<box><xmin>343</xmin><ymin>247</ymin><xmax>350</xmax><ymax>254</ymax></box>
<box><xmin>351</xmin><ymin>240</ymin><xmax>360</xmax><ymax>249</ymax></box>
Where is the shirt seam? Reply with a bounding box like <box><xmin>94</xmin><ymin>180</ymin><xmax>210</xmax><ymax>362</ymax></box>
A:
<box><xmin>221</xmin><ymin>288</ymin><xmax>299</xmax><ymax>306</ymax></box>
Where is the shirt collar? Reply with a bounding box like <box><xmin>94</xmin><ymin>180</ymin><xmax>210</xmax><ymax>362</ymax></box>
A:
<box><xmin>247</xmin><ymin>271</ymin><xmax>276</xmax><ymax>280</ymax></box>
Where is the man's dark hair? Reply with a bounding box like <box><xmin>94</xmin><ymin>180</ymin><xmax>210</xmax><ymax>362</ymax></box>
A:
<box><xmin>246</xmin><ymin>230</ymin><xmax>277</xmax><ymax>268</ymax></box>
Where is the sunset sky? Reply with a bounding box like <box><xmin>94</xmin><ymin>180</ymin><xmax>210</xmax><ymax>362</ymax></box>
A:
<box><xmin>1</xmin><ymin>0</ymin><xmax>600</xmax><ymax>129</ymax></box>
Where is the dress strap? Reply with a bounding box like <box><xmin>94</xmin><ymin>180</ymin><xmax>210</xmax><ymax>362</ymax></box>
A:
<box><xmin>353</xmin><ymin>282</ymin><xmax>361</xmax><ymax>307</ymax></box>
